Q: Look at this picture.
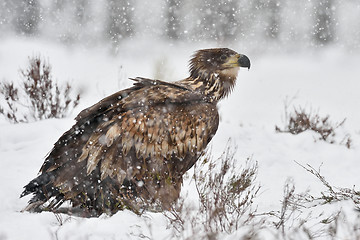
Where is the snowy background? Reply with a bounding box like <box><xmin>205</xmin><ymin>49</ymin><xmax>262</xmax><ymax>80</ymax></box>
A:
<box><xmin>0</xmin><ymin>0</ymin><xmax>360</xmax><ymax>239</ymax></box>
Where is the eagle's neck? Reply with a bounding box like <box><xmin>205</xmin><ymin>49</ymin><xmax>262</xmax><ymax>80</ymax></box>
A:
<box><xmin>178</xmin><ymin>69</ymin><xmax>238</xmax><ymax>103</ymax></box>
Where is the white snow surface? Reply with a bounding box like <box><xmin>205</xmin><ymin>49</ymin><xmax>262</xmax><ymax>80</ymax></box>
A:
<box><xmin>0</xmin><ymin>39</ymin><xmax>360</xmax><ymax>239</ymax></box>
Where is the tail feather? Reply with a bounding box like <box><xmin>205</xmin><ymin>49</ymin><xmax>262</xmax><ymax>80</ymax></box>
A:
<box><xmin>20</xmin><ymin>172</ymin><xmax>62</xmax><ymax>211</ymax></box>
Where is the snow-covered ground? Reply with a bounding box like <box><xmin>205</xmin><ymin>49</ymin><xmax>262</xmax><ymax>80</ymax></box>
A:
<box><xmin>0</xmin><ymin>39</ymin><xmax>359</xmax><ymax>239</ymax></box>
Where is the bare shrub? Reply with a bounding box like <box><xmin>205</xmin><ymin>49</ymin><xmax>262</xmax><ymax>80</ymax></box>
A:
<box><xmin>295</xmin><ymin>162</ymin><xmax>360</xmax><ymax>207</ymax></box>
<box><xmin>164</xmin><ymin>144</ymin><xmax>261</xmax><ymax>239</ymax></box>
<box><xmin>273</xmin><ymin>179</ymin><xmax>297</xmax><ymax>233</ymax></box>
<box><xmin>162</xmin><ymin>155</ymin><xmax>360</xmax><ymax>239</ymax></box>
<box><xmin>325</xmin><ymin>211</ymin><xmax>360</xmax><ymax>239</ymax></box>
<box><xmin>0</xmin><ymin>56</ymin><xmax>81</xmax><ymax>123</ymax></box>
<box><xmin>0</xmin><ymin>82</ymin><xmax>22</xmax><ymax>123</ymax></box>
<box><xmin>275</xmin><ymin>102</ymin><xmax>352</xmax><ymax>148</ymax></box>
<box><xmin>194</xmin><ymin>150</ymin><xmax>259</xmax><ymax>234</ymax></box>
<box><xmin>260</xmin><ymin>163</ymin><xmax>360</xmax><ymax>239</ymax></box>
<box><xmin>261</xmin><ymin>179</ymin><xmax>317</xmax><ymax>239</ymax></box>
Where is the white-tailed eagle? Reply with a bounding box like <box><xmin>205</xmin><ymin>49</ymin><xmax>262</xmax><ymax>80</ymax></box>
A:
<box><xmin>21</xmin><ymin>48</ymin><xmax>250</xmax><ymax>216</ymax></box>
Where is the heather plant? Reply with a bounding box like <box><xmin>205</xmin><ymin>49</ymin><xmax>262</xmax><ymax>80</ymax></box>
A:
<box><xmin>161</xmin><ymin>145</ymin><xmax>360</xmax><ymax>239</ymax></box>
<box><xmin>275</xmin><ymin>101</ymin><xmax>352</xmax><ymax>148</ymax></box>
<box><xmin>0</xmin><ymin>56</ymin><xmax>81</xmax><ymax>123</ymax></box>
<box><xmin>164</xmin><ymin>144</ymin><xmax>261</xmax><ymax>239</ymax></box>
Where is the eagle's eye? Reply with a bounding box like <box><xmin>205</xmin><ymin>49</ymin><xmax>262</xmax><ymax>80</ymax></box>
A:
<box><xmin>220</xmin><ymin>54</ymin><xmax>227</xmax><ymax>61</ymax></box>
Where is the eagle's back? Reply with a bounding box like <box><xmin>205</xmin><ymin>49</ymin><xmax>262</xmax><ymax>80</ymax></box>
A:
<box><xmin>21</xmin><ymin>78</ymin><xmax>219</xmax><ymax>215</ymax></box>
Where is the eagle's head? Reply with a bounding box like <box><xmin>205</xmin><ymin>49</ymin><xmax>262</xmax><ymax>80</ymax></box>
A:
<box><xmin>187</xmin><ymin>48</ymin><xmax>250</xmax><ymax>101</ymax></box>
<box><xmin>189</xmin><ymin>48</ymin><xmax>250</xmax><ymax>79</ymax></box>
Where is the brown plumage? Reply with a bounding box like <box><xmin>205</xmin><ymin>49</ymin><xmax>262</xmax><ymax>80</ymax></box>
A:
<box><xmin>20</xmin><ymin>48</ymin><xmax>250</xmax><ymax>216</ymax></box>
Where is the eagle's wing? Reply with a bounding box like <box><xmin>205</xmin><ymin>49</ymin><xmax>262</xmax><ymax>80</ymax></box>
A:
<box><xmin>73</xmin><ymin>77</ymin><xmax>193</xmax><ymax>124</ymax></box>
<box><xmin>22</xmin><ymin>77</ymin><xmax>219</xmax><ymax>213</ymax></box>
